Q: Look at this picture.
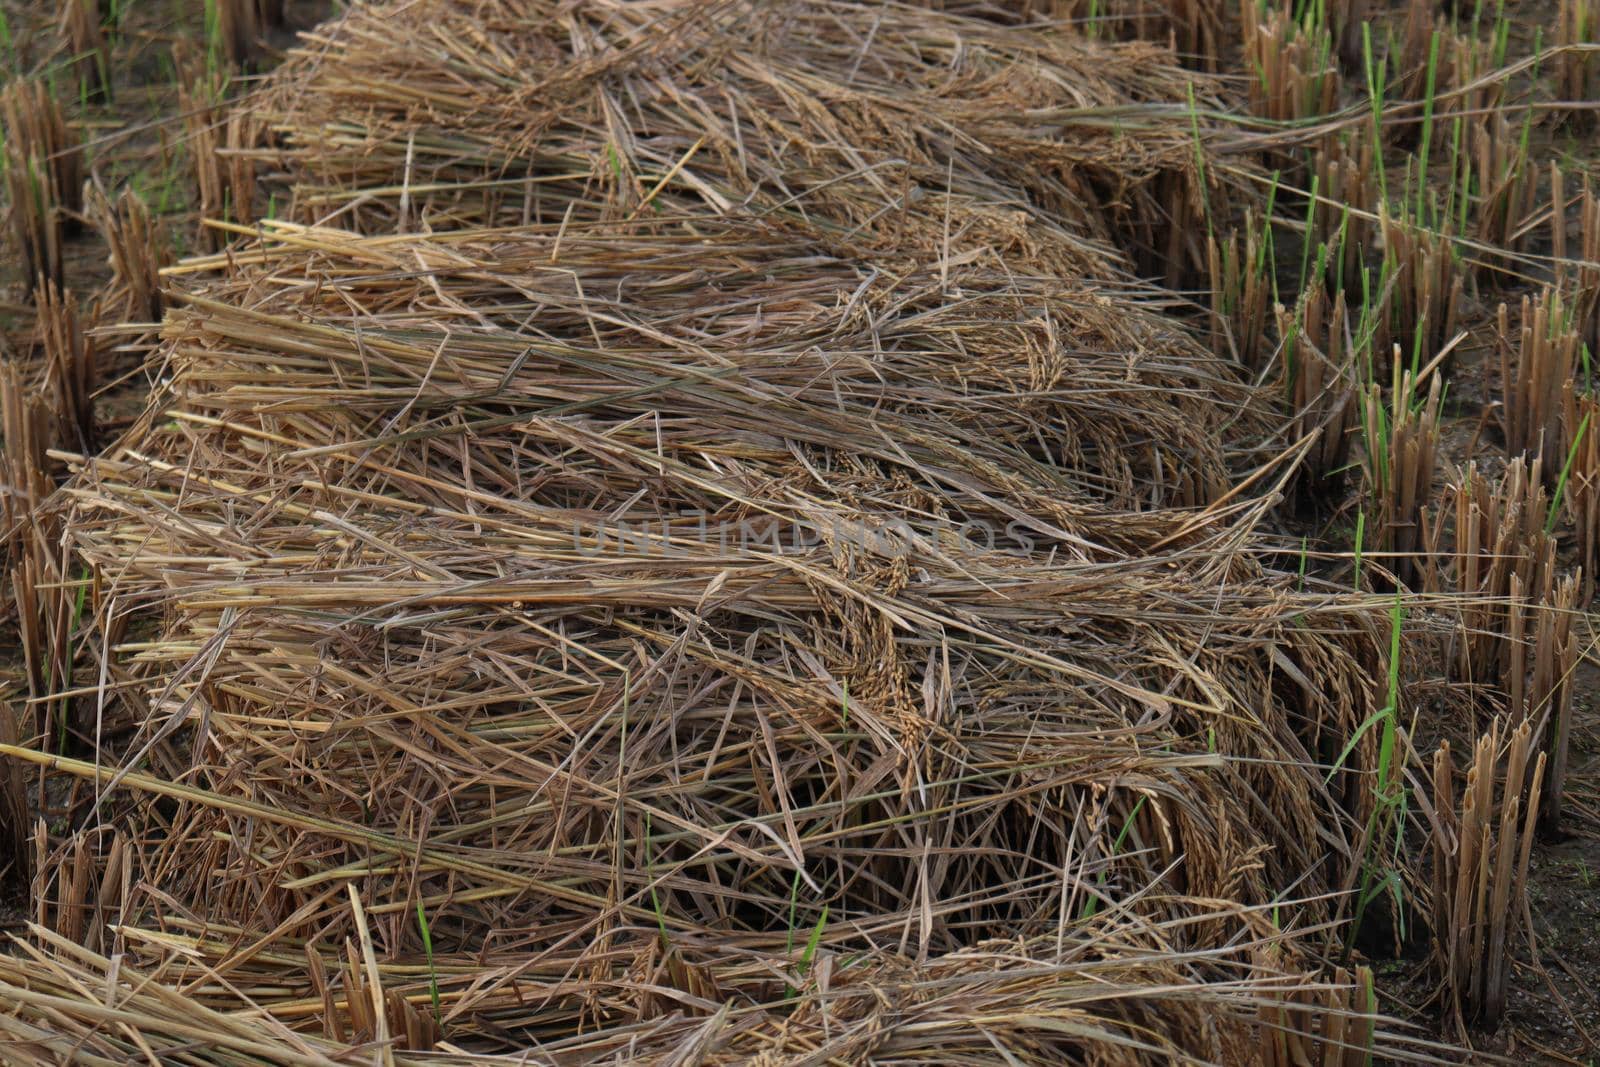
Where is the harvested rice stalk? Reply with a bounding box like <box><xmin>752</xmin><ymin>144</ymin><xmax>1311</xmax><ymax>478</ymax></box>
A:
<box><xmin>1427</xmin><ymin>719</ymin><xmax>1545</xmax><ymax>1028</ymax></box>
<box><xmin>1424</xmin><ymin>458</ymin><xmax>1577</xmax><ymax>827</ymax></box>
<box><xmin>1309</xmin><ymin>130</ymin><xmax>1378</xmax><ymax>293</ymax></box>
<box><xmin>1</xmin><ymin>332</ymin><xmax>80</xmax><ymax>746</ymax></box>
<box><xmin>58</xmin><ymin>0</ymin><xmax>110</xmax><ymax>101</ymax></box>
<box><xmin>3</xmin><ymin>149</ymin><xmax>64</xmax><ymax>295</ymax></box>
<box><xmin>86</xmin><ymin>182</ymin><xmax>171</xmax><ymax>324</ymax></box>
<box><xmin>29</xmin><ymin>828</ymin><xmax>129</xmax><ymax>956</ymax></box>
<box><xmin>1391</xmin><ymin>0</ymin><xmax>1443</xmax><ymax>118</ymax></box>
<box><xmin>1470</xmin><ymin>110</ymin><xmax>1539</xmax><ymax>274</ymax></box>
<box><xmin>1208</xmin><ymin>209</ymin><xmax>1273</xmax><ymax>369</ymax></box>
<box><xmin>0</xmin><ymin>361</ymin><xmax>51</xmax><ymax>561</ymax></box>
<box><xmin>257</xmin><ymin>0</ymin><xmax>288</xmax><ymax>29</ymax></box>
<box><xmin>0</xmin><ymin>703</ymin><xmax>26</xmax><ymax>880</ymax></box>
<box><xmin>1040</xmin><ymin>0</ymin><xmax>1229</xmax><ymax>71</ymax></box>
<box><xmin>1</xmin><ymin>80</ymin><xmax>83</xmax><ymax>294</ymax></box>
<box><xmin>161</xmin><ymin>217</ymin><xmax>1254</xmax><ymax>509</ymax></box>
<box><xmin>1160</xmin><ymin>0</ymin><xmax>1229</xmax><ymax>71</ymax></box>
<box><xmin>1551</xmin><ymin>165</ymin><xmax>1600</xmax><ymax>358</ymax></box>
<box><xmin>1258</xmin><ymin>960</ymin><xmax>1377</xmax><ymax>1067</ymax></box>
<box><xmin>1362</xmin><ymin>362</ymin><xmax>1441</xmax><ymax>587</ymax></box>
<box><xmin>1556</xmin><ymin>0</ymin><xmax>1600</xmax><ymax>126</ymax></box>
<box><xmin>1276</xmin><ymin>285</ymin><xmax>1359</xmax><ymax>493</ymax></box>
<box><xmin>1242</xmin><ymin>0</ymin><xmax>1339</xmax><ymax>128</ymax></box>
<box><xmin>33</xmin><ymin>281</ymin><xmax>96</xmax><ymax>454</ymax></box>
<box><xmin>1523</xmin><ymin>574</ymin><xmax>1579</xmax><ymax>833</ymax></box>
<box><xmin>1331</xmin><ymin>0</ymin><xmax>1369</xmax><ymax>68</ymax></box>
<box><xmin>1498</xmin><ymin>288</ymin><xmax>1581</xmax><ymax>462</ymax></box>
<box><xmin>9</xmin><ymin>522</ymin><xmax>72</xmax><ymax>750</ymax></box>
<box><xmin>214</xmin><ymin>0</ymin><xmax>260</xmax><ymax>67</ymax></box>
<box><xmin>1439</xmin><ymin>30</ymin><xmax>1506</xmax><ymax>134</ymax></box>
<box><xmin>1375</xmin><ymin>211</ymin><xmax>1463</xmax><ymax>374</ymax></box>
<box><xmin>1560</xmin><ymin>387</ymin><xmax>1600</xmax><ymax>602</ymax></box>
<box><xmin>177</xmin><ymin>51</ymin><xmax>258</xmax><ymax>250</ymax></box>
<box><xmin>1426</xmin><ymin>458</ymin><xmax>1553</xmax><ymax>688</ymax></box>
<box><xmin>0</xmin><ymin>363</ymin><xmax>65</xmax><ymax>749</ymax></box>
<box><xmin>1385</xmin><ymin>0</ymin><xmax>1500</xmax><ymax>150</ymax></box>
<box><xmin>0</xmin><ymin>80</ymin><xmax>82</xmax><ymax>226</ymax></box>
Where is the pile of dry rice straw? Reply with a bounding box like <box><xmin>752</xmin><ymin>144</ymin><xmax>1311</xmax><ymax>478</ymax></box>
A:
<box><xmin>0</xmin><ymin>2</ymin><xmax>1441</xmax><ymax>1063</ymax></box>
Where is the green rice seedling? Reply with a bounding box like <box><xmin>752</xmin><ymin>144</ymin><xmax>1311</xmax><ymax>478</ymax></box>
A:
<box><xmin>1353</xmin><ymin>511</ymin><xmax>1367</xmax><ymax>590</ymax></box>
<box><xmin>1344</xmin><ymin>592</ymin><xmax>1407</xmax><ymax>950</ymax></box>
<box><xmin>785</xmin><ymin>874</ymin><xmax>828</xmax><ymax>997</ymax></box>
<box><xmin>1475</xmin><ymin>0</ymin><xmax>1514</xmax><ymax>66</ymax></box>
<box><xmin>1080</xmin><ymin>794</ymin><xmax>1149</xmax><ymax>920</ymax></box>
<box><xmin>1299</xmin><ymin>172</ymin><xmax>1321</xmax><ymax>295</ymax></box>
<box><xmin>644</xmin><ymin>812</ymin><xmax>671</xmax><ymax>950</ymax></box>
<box><xmin>1411</xmin><ymin>30</ymin><xmax>1441</xmax><ymax>222</ymax></box>
<box><xmin>415</xmin><ymin>900</ymin><xmax>442</xmax><ymax>1023</ymax></box>
<box><xmin>1439</xmin><ymin>93</ymin><xmax>1472</xmax><ymax>242</ymax></box>
<box><xmin>797</xmin><ymin>907</ymin><xmax>827</xmax><ymax>978</ymax></box>
<box><xmin>1362</xmin><ymin>24</ymin><xmax>1389</xmax><ymax>201</ymax></box>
